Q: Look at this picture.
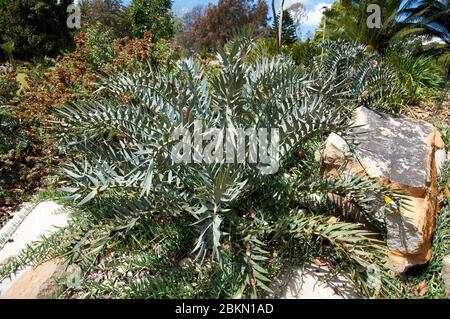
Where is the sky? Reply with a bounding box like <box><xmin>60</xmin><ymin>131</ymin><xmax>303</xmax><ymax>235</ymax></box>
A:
<box><xmin>171</xmin><ymin>0</ymin><xmax>335</xmax><ymax>38</ymax></box>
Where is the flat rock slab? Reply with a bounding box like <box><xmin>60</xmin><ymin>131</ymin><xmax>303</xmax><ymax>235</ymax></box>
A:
<box><xmin>268</xmin><ymin>264</ymin><xmax>361</xmax><ymax>299</ymax></box>
<box><xmin>0</xmin><ymin>201</ymin><xmax>69</xmax><ymax>298</ymax></box>
<box><xmin>323</xmin><ymin>106</ymin><xmax>445</xmax><ymax>273</ymax></box>
<box><xmin>1</xmin><ymin>259</ymin><xmax>72</xmax><ymax>299</ymax></box>
<box><xmin>352</xmin><ymin>107</ymin><xmax>433</xmax><ymax>189</ymax></box>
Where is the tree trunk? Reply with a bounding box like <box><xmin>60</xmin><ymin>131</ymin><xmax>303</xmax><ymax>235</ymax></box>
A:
<box><xmin>271</xmin><ymin>0</ymin><xmax>279</xmax><ymax>54</ymax></box>
<box><xmin>277</xmin><ymin>0</ymin><xmax>285</xmax><ymax>54</ymax></box>
<box><xmin>8</xmin><ymin>53</ymin><xmax>16</xmax><ymax>71</ymax></box>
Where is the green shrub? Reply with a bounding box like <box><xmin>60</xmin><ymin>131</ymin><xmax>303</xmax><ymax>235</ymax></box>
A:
<box><xmin>0</xmin><ymin>26</ymin><xmax>180</xmax><ymax>208</ymax></box>
<box><xmin>0</xmin><ymin>73</ymin><xmax>19</xmax><ymax>104</ymax></box>
<box><xmin>129</xmin><ymin>0</ymin><xmax>174</xmax><ymax>40</ymax></box>
<box><xmin>387</xmin><ymin>52</ymin><xmax>445</xmax><ymax>104</ymax></box>
<box><xmin>85</xmin><ymin>24</ymin><xmax>116</xmax><ymax>71</ymax></box>
<box><xmin>0</xmin><ymin>74</ymin><xmax>22</xmax><ymax>204</ymax></box>
<box><xmin>288</xmin><ymin>39</ymin><xmax>318</xmax><ymax>66</ymax></box>
<box><xmin>247</xmin><ymin>38</ymin><xmax>277</xmax><ymax>63</ymax></box>
<box><xmin>0</xmin><ymin>0</ymin><xmax>74</xmax><ymax>61</ymax></box>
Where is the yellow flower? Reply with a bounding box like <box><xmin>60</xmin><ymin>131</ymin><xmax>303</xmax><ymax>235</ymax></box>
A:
<box><xmin>385</xmin><ymin>196</ymin><xmax>392</xmax><ymax>204</ymax></box>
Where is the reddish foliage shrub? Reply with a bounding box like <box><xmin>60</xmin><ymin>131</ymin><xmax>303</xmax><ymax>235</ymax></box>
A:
<box><xmin>0</xmin><ymin>27</ymin><xmax>178</xmax><ymax>212</ymax></box>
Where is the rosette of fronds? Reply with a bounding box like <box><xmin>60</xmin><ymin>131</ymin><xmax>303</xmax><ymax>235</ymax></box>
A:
<box><xmin>307</xmin><ymin>40</ymin><xmax>406</xmax><ymax>112</ymax></box>
<box><xmin>54</xmin><ymin>34</ymin><xmax>405</xmax><ymax>297</ymax></box>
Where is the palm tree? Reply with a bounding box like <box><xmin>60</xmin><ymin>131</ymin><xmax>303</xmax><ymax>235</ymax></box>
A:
<box><xmin>314</xmin><ymin>0</ymin><xmax>449</xmax><ymax>55</ymax></box>
<box><xmin>315</xmin><ymin>0</ymin><xmax>422</xmax><ymax>54</ymax></box>
<box><xmin>402</xmin><ymin>0</ymin><xmax>450</xmax><ymax>55</ymax></box>
<box><xmin>402</xmin><ymin>0</ymin><xmax>449</xmax><ymax>107</ymax></box>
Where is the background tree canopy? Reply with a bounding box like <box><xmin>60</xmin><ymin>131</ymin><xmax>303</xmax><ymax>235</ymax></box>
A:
<box><xmin>129</xmin><ymin>0</ymin><xmax>174</xmax><ymax>40</ymax></box>
<box><xmin>0</xmin><ymin>0</ymin><xmax>74</xmax><ymax>61</ymax></box>
<box><xmin>271</xmin><ymin>10</ymin><xmax>297</xmax><ymax>46</ymax></box>
<box><xmin>177</xmin><ymin>0</ymin><xmax>268</xmax><ymax>53</ymax></box>
<box><xmin>81</xmin><ymin>0</ymin><xmax>131</xmax><ymax>38</ymax></box>
<box><xmin>314</xmin><ymin>0</ymin><xmax>449</xmax><ymax>56</ymax></box>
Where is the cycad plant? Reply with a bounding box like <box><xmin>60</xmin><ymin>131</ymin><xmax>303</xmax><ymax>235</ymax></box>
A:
<box><xmin>52</xmin><ymin>35</ymin><xmax>406</xmax><ymax>297</ymax></box>
<box><xmin>303</xmin><ymin>40</ymin><xmax>406</xmax><ymax>113</ymax></box>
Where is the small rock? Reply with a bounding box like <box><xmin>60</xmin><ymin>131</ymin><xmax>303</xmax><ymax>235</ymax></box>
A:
<box><xmin>178</xmin><ymin>257</ymin><xmax>193</xmax><ymax>269</ymax></box>
<box><xmin>0</xmin><ymin>259</ymin><xmax>75</xmax><ymax>299</ymax></box>
<box><xmin>114</xmin><ymin>281</ymin><xmax>125</xmax><ymax>288</ymax></box>
<box><xmin>442</xmin><ymin>254</ymin><xmax>450</xmax><ymax>299</ymax></box>
<box><xmin>314</xmin><ymin>150</ymin><xmax>321</xmax><ymax>162</ymax></box>
<box><xmin>268</xmin><ymin>264</ymin><xmax>361</xmax><ymax>299</ymax></box>
<box><xmin>93</xmin><ymin>273</ymin><xmax>103</xmax><ymax>283</ymax></box>
<box><xmin>434</xmin><ymin>131</ymin><xmax>446</xmax><ymax>149</ymax></box>
<box><xmin>435</xmin><ymin>149</ymin><xmax>446</xmax><ymax>176</ymax></box>
<box><xmin>323</xmin><ymin>107</ymin><xmax>443</xmax><ymax>273</ymax></box>
<box><xmin>309</xmin><ymin>193</ymin><xmax>322</xmax><ymax>212</ymax></box>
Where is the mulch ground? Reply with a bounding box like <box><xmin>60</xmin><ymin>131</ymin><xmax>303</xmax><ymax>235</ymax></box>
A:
<box><xmin>408</xmin><ymin>93</ymin><xmax>450</xmax><ymax>124</ymax></box>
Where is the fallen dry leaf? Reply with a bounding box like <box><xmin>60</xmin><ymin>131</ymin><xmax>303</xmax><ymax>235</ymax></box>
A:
<box><xmin>327</xmin><ymin>216</ymin><xmax>338</xmax><ymax>224</ymax></box>
<box><xmin>416</xmin><ymin>280</ymin><xmax>428</xmax><ymax>297</ymax></box>
<box><xmin>313</xmin><ymin>258</ymin><xmax>327</xmax><ymax>267</ymax></box>
<box><xmin>250</xmin><ymin>276</ymin><xmax>257</xmax><ymax>287</ymax></box>
<box><xmin>445</xmin><ymin>184</ymin><xmax>450</xmax><ymax>198</ymax></box>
